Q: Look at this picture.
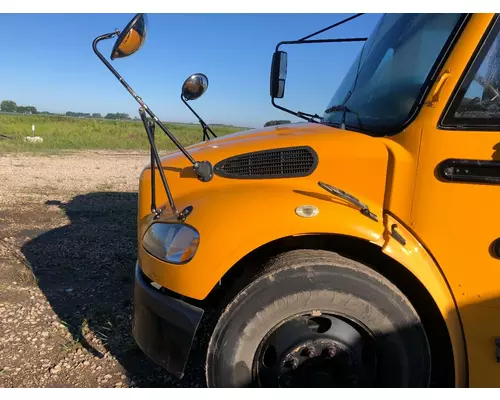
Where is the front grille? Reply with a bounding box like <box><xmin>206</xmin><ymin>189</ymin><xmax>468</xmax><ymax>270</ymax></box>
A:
<box><xmin>214</xmin><ymin>146</ymin><xmax>318</xmax><ymax>179</ymax></box>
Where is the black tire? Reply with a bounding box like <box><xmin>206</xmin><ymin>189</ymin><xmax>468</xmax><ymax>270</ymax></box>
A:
<box><xmin>205</xmin><ymin>249</ymin><xmax>431</xmax><ymax>388</ymax></box>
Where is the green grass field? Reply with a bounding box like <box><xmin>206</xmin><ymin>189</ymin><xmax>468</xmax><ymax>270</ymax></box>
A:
<box><xmin>0</xmin><ymin>114</ymin><xmax>248</xmax><ymax>152</ymax></box>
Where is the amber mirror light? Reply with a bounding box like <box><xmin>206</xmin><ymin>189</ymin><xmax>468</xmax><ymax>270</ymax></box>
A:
<box><xmin>111</xmin><ymin>13</ymin><xmax>147</xmax><ymax>60</ymax></box>
<box><xmin>182</xmin><ymin>74</ymin><xmax>209</xmax><ymax>101</ymax></box>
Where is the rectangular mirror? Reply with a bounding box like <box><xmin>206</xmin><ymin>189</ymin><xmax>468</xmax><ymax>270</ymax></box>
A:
<box><xmin>270</xmin><ymin>51</ymin><xmax>288</xmax><ymax>99</ymax></box>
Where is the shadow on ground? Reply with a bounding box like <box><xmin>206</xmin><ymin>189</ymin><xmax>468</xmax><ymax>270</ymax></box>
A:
<box><xmin>21</xmin><ymin>192</ymin><xmax>205</xmax><ymax>387</ymax></box>
<box><xmin>19</xmin><ymin>192</ymin><xmax>500</xmax><ymax>388</ymax></box>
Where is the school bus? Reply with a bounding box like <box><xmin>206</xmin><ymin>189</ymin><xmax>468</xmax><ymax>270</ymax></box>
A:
<box><xmin>93</xmin><ymin>13</ymin><xmax>500</xmax><ymax>387</ymax></box>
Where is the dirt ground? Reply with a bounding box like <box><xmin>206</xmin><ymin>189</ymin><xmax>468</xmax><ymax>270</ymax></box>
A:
<box><xmin>0</xmin><ymin>151</ymin><xmax>206</xmax><ymax>387</ymax></box>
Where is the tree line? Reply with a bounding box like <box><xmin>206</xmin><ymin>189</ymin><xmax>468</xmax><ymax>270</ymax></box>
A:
<box><xmin>65</xmin><ymin>111</ymin><xmax>134</xmax><ymax>120</ymax></box>
<box><xmin>264</xmin><ymin>119</ymin><xmax>291</xmax><ymax>127</ymax></box>
<box><xmin>0</xmin><ymin>100</ymin><xmax>134</xmax><ymax>121</ymax></box>
<box><xmin>0</xmin><ymin>100</ymin><xmax>37</xmax><ymax>114</ymax></box>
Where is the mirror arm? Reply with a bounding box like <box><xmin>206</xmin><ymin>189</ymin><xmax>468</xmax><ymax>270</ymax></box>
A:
<box><xmin>92</xmin><ymin>33</ymin><xmax>214</xmax><ymax>183</ymax></box>
<box><xmin>149</xmin><ymin>119</ymin><xmax>156</xmax><ymax>214</ymax></box>
<box><xmin>298</xmin><ymin>13</ymin><xmax>364</xmax><ymax>42</ymax></box>
<box><xmin>93</xmin><ymin>32</ymin><xmax>141</xmax><ymax>101</ymax></box>
<box><xmin>202</xmin><ymin>123</ymin><xmax>217</xmax><ymax>141</ymax></box>
<box><xmin>139</xmin><ymin>108</ymin><xmax>184</xmax><ymax>220</ymax></box>
<box><xmin>275</xmin><ymin>37</ymin><xmax>368</xmax><ymax>52</ymax></box>
<box><xmin>181</xmin><ymin>95</ymin><xmax>217</xmax><ymax>141</ymax></box>
<box><xmin>270</xmin><ymin>35</ymin><xmax>367</xmax><ymax>121</ymax></box>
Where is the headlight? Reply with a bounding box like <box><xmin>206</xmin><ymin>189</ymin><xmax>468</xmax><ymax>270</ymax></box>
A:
<box><xmin>142</xmin><ymin>223</ymin><xmax>200</xmax><ymax>264</ymax></box>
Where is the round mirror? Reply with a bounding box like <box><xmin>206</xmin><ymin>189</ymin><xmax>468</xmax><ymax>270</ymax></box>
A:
<box><xmin>182</xmin><ymin>73</ymin><xmax>209</xmax><ymax>101</ymax></box>
<box><xmin>111</xmin><ymin>13</ymin><xmax>147</xmax><ymax>60</ymax></box>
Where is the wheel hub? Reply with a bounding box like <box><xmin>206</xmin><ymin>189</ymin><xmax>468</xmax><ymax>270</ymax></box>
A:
<box><xmin>254</xmin><ymin>312</ymin><xmax>376</xmax><ymax>388</ymax></box>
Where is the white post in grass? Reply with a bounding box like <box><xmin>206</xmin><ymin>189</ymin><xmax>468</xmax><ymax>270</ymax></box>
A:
<box><xmin>24</xmin><ymin>123</ymin><xmax>43</xmax><ymax>143</ymax></box>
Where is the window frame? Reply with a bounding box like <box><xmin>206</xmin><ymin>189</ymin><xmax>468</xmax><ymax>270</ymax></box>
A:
<box><xmin>440</xmin><ymin>14</ymin><xmax>500</xmax><ymax>130</ymax></box>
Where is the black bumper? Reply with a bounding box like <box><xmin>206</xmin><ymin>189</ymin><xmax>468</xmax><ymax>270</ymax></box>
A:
<box><xmin>132</xmin><ymin>263</ymin><xmax>204</xmax><ymax>378</ymax></box>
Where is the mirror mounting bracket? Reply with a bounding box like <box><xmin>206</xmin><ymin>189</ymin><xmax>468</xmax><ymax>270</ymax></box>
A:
<box><xmin>181</xmin><ymin>94</ymin><xmax>217</xmax><ymax>142</ymax></box>
<box><xmin>92</xmin><ymin>31</ymin><xmax>213</xmax><ymax>183</ymax></box>
<box><xmin>139</xmin><ymin>107</ymin><xmax>177</xmax><ymax>219</ymax></box>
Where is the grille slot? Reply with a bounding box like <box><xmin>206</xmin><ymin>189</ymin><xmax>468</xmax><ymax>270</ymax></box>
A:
<box><xmin>214</xmin><ymin>146</ymin><xmax>318</xmax><ymax>179</ymax></box>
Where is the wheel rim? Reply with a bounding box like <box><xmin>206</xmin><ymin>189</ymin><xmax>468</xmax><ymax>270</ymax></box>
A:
<box><xmin>253</xmin><ymin>311</ymin><xmax>378</xmax><ymax>388</ymax></box>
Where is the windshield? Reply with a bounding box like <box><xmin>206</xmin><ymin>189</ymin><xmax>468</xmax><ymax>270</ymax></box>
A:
<box><xmin>322</xmin><ymin>13</ymin><xmax>465</xmax><ymax>135</ymax></box>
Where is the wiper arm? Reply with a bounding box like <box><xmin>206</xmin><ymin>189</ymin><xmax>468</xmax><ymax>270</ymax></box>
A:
<box><xmin>324</xmin><ymin>104</ymin><xmax>348</xmax><ymax>114</ymax></box>
<box><xmin>324</xmin><ymin>100</ymin><xmax>364</xmax><ymax>131</ymax></box>
<box><xmin>297</xmin><ymin>111</ymin><xmax>323</xmax><ymax>123</ymax></box>
<box><xmin>324</xmin><ymin>40</ymin><xmax>366</xmax><ymax>129</ymax></box>
<box><xmin>318</xmin><ymin>181</ymin><xmax>378</xmax><ymax>222</ymax></box>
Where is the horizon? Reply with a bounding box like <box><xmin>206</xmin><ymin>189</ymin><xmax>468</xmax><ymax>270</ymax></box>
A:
<box><xmin>0</xmin><ymin>13</ymin><xmax>382</xmax><ymax>128</ymax></box>
<box><xmin>0</xmin><ymin>108</ymin><xmax>255</xmax><ymax>129</ymax></box>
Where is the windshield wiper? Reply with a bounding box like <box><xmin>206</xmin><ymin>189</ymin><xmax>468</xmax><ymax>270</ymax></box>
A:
<box><xmin>324</xmin><ymin>102</ymin><xmax>359</xmax><ymax>130</ymax></box>
<box><xmin>324</xmin><ymin>104</ymin><xmax>348</xmax><ymax>114</ymax></box>
<box><xmin>318</xmin><ymin>181</ymin><xmax>378</xmax><ymax>222</ymax></box>
<box><xmin>297</xmin><ymin>111</ymin><xmax>323</xmax><ymax>122</ymax></box>
<box><xmin>324</xmin><ymin>38</ymin><xmax>367</xmax><ymax>129</ymax></box>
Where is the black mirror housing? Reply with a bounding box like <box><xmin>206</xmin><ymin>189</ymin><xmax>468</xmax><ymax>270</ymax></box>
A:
<box><xmin>270</xmin><ymin>51</ymin><xmax>288</xmax><ymax>99</ymax></box>
<box><xmin>182</xmin><ymin>73</ymin><xmax>209</xmax><ymax>101</ymax></box>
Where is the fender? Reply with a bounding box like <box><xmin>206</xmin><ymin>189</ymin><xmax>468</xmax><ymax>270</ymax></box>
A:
<box><xmin>382</xmin><ymin>213</ymin><xmax>467</xmax><ymax>388</ymax></box>
<box><xmin>138</xmin><ymin>180</ymin><xmax>385</xmax><ymax>300</ymax></box>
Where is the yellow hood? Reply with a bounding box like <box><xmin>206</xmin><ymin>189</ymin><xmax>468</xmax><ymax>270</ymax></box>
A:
<box><xmin>139</xmin><ymin>122</ymin><xmax>389</xmax><ymax>220</ymax></box>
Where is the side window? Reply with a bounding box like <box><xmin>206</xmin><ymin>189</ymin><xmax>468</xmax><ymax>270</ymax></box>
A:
<box><xmin>441</xmin><ymin>16</ymin><xmax>500</xmax><ymax>129</ymax></box>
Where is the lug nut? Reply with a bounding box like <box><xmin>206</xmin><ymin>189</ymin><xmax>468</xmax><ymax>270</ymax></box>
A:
<box><xmin>324</xmin><ymin>346</ymin><xmax>336</xmax><ymax>358</ymax></box>
<box><xmin>303</xmin><ymin>346</ymin><xmax>316</xmax><ymax>358</ymax></box>
<box><xmin>285</xmin><ymin>357</ymin><xmax>299</xmax><ymax>370</ymax></box>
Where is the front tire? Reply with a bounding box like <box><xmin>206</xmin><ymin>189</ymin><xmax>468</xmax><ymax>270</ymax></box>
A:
<box><xmin>205</xmin><ymin>249</ymin><xmax>431</xmax><ymax>388</ymax></box>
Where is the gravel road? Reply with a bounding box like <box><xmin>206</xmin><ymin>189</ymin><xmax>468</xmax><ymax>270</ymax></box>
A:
<box><xmin>0</xmin><ymin>151</ymin><xmax>207</xmax><ymax>387</ymax></box>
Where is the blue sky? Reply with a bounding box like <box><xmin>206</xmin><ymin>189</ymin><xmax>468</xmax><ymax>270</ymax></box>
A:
<box><xmin>0</xmin><ymin>13</ymin><xmax>381</xmax><ymax>128</ymax></box>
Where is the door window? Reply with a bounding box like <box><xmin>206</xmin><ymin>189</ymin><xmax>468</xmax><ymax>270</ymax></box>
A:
<box><xmin>441</xmin><ymin>16</ymin><xmax>500</xmax><ymax>129</ymax></box>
